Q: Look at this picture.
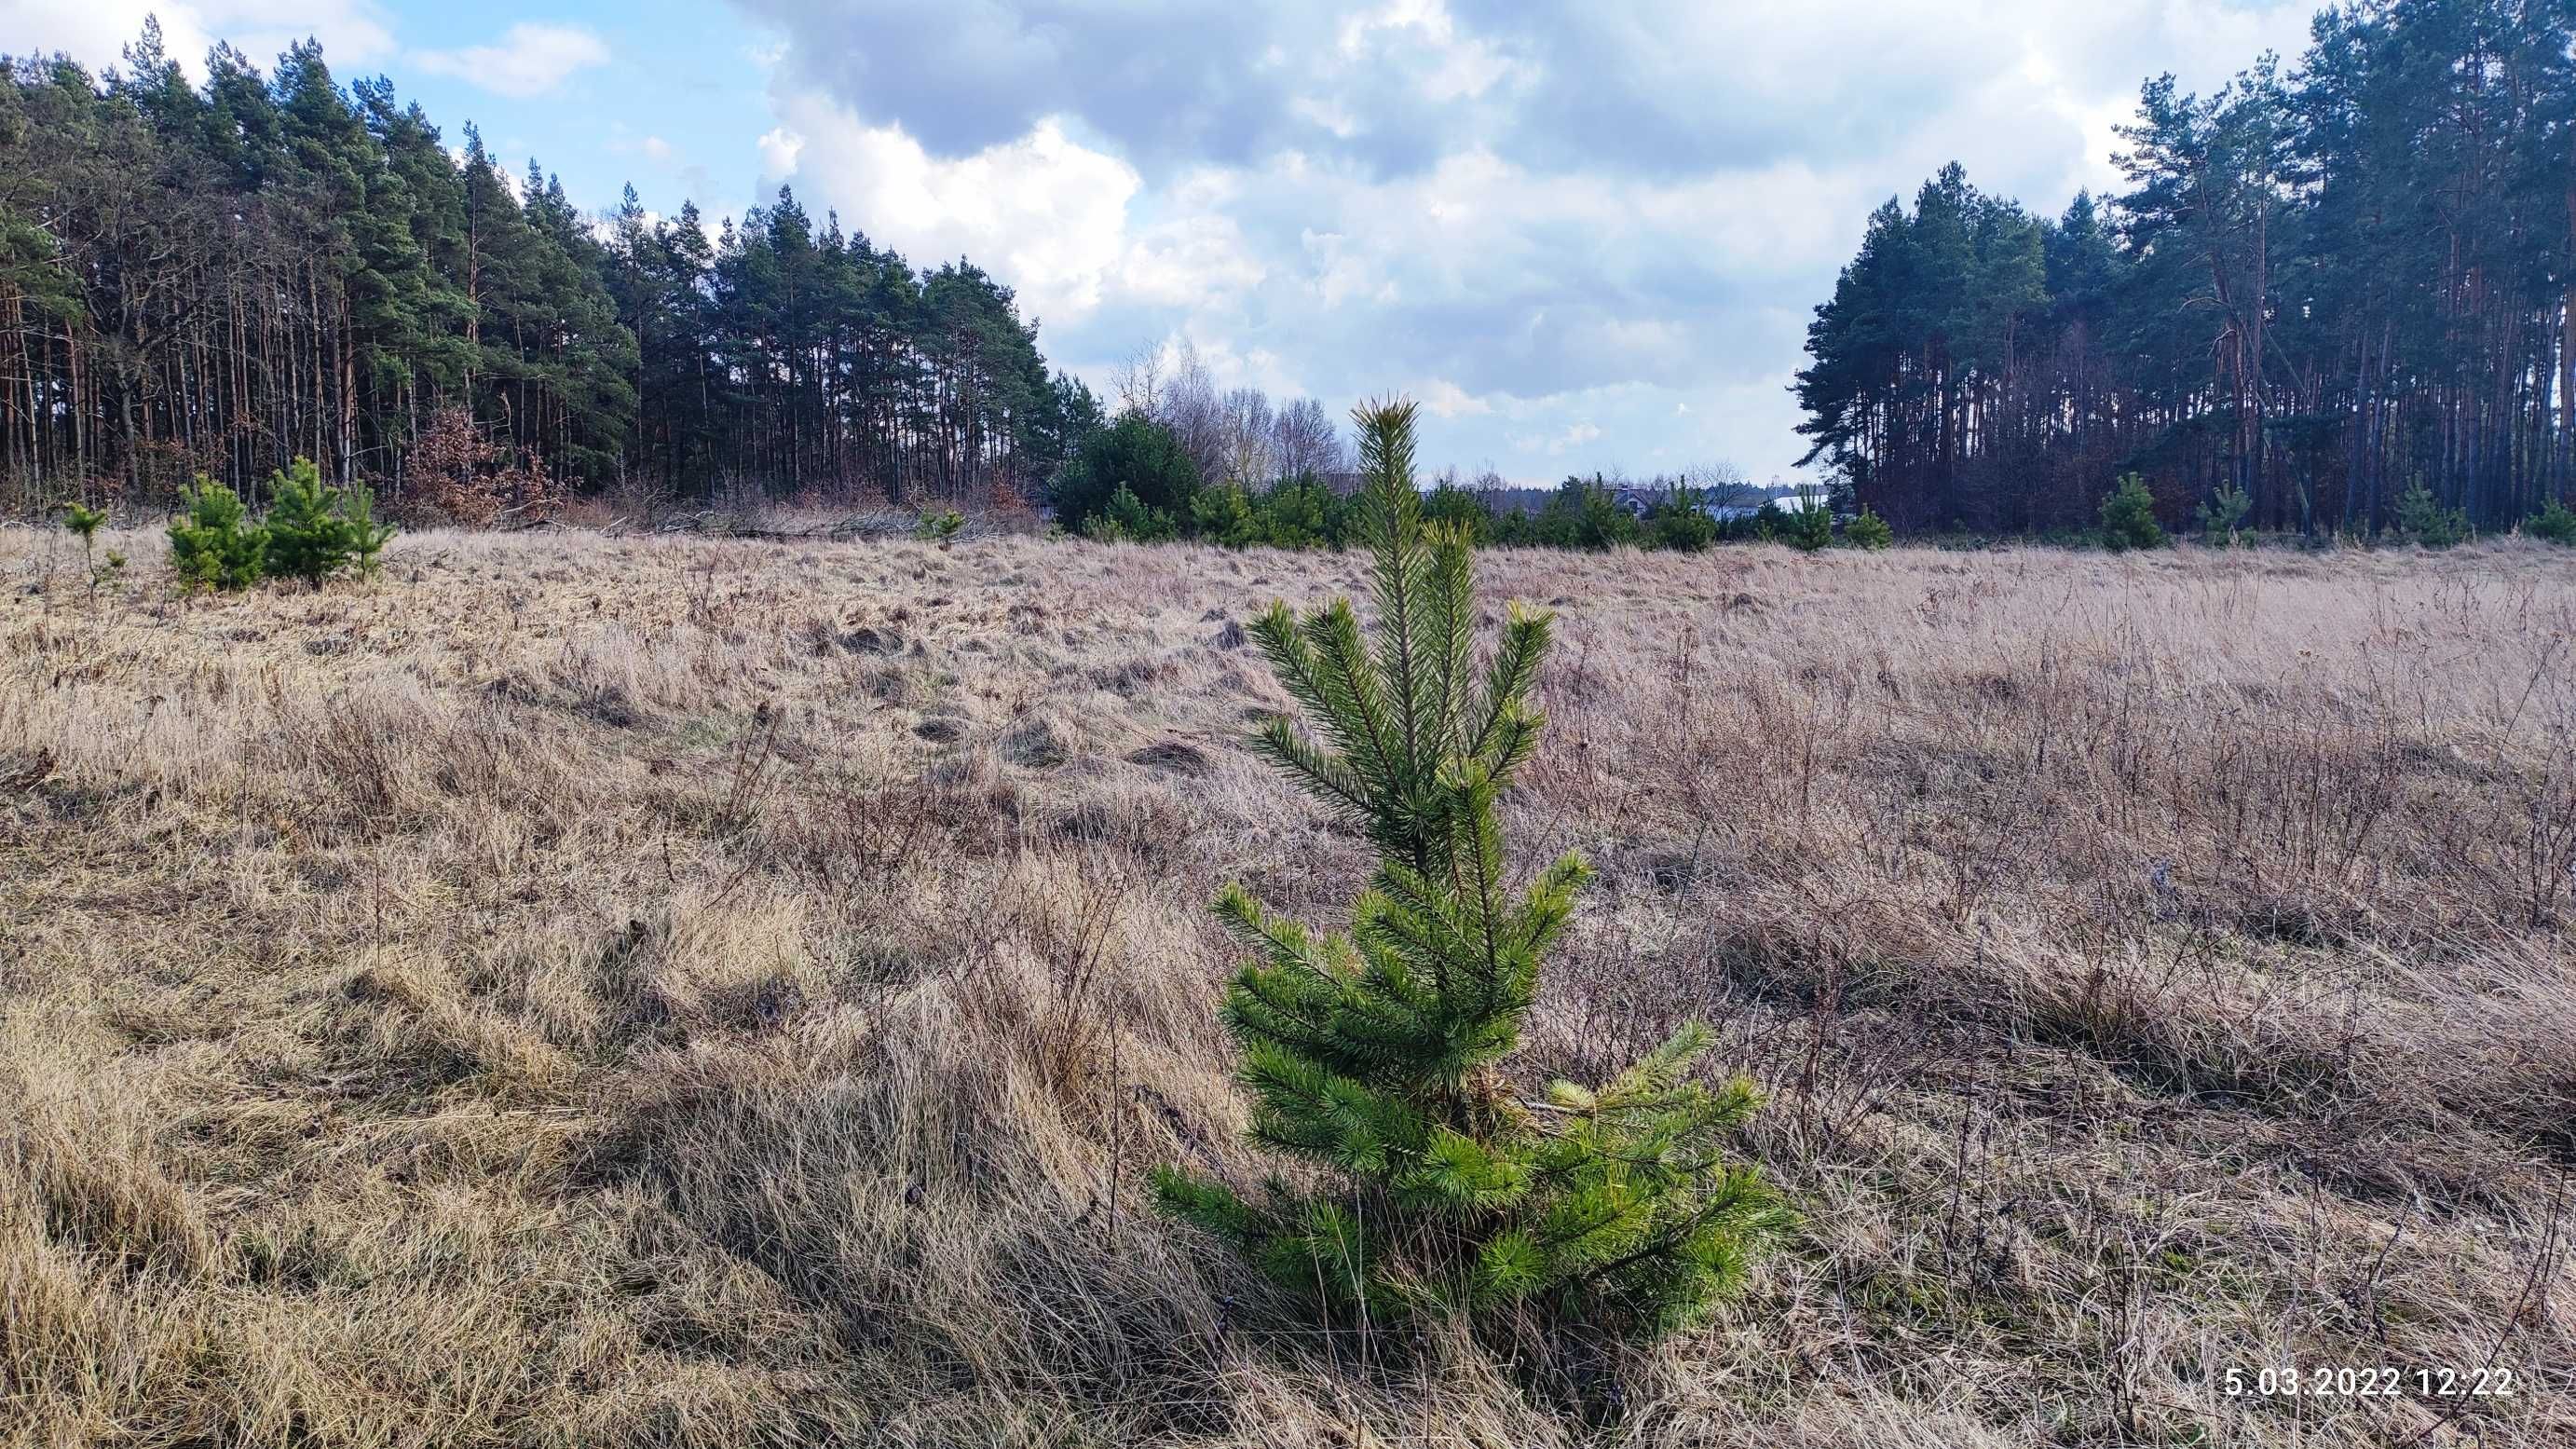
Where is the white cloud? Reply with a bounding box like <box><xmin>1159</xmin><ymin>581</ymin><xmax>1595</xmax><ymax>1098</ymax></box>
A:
<box><xmin>1419</xmin><ymin>379</ymin><xmax>1492</xmax><ymax>418</ymax></box>
<box><xmin>756</xmin><ymin>126</ymin><xmax>805</xmax><ymax>181</ymax></box>
<box><xmin>443</xmin><ymin>146</ymin><xmax>525</xmax><ymax>198</ymax></box>
<box><xmin>1121</xmin><ymin>211</ymin><xmax>1267</xmax><ymax>308</ymax></box>
<box><xmin>764</xmin><ymin>92</ymin><xmax>1141</xmax><ymax>322</ymax></box>
<box><xmin>1510</xmin><ymin>419</ymin><xmax>1601</xmax><ymax>456</ymax></box>
<box><xmin>6</xmin><ymin>0</ymin><xmax>393</xmax><ymax>79</ymax></box>
<box><xmin>621</xmin><ymin>0</ymin><xmax>2337</xmax><ymax>476</ymax></box>
<box><xmin>1336</xmin><ymin>0</ymin><xmax>1520</xmax><ymax>103</ymax></box>
<box><xmin>414</xmin><ymin>21</ymin><xmax>609</xmax><ymax>100</ymax></box>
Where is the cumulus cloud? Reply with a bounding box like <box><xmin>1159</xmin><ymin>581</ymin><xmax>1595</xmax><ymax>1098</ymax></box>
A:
<box><xmin>1419</xmin><ymin>379</ymin><xmax>1492</xmax><ymax>418</ymax></box>
<box><xmin>756</xmin><ymin>126</ymin><xmax>805</xmax><ymax>182</ymax></box>
<box><xmin>761</xmin><ymin>94</ymin><xmax>1141</xmax><ymax>322</ymax></box>
<box><xmin>725</xmin><ymin>0</ymin><xmax>1535</xmax><ymax>176</ymax></box>
<box><xmin>414</xmin><ymin>21</ymin><xmax>608</xmax><ymax>100</ymax></box>
<box><xmin>6</xmin><ymin>0</ymin><xmax>394</xmax><ymax>78</ymax></box>
<box><xmin>24</xmin><ymin>0</ymin><xmax>2328</xmax><ymax>481</ymax></box>
<box><xmin>724</xmin><ymin>1</ymin><xmax>2324</xmax><ymax>479</ymax></box>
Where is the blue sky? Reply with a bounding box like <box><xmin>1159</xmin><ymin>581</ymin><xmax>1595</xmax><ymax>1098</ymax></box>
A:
<box><xmin>11</xmin><ymin>0</ymin><xmax>2323</xmax><ymax>484</ymax></box>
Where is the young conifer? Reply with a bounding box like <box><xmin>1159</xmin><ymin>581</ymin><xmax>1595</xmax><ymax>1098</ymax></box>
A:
<box><xmin>1152</xmin><ymin>399</ymin><xmax>1789</xmax><ymax>1338</ymax></box>
<box><xmin>265</xmin><ymin>458</ymin><xmax>393</xmax><ymax>583</ymax></box>
<box><xmin>169</xmin><ymin>478</ymin><xmax>267</xmax><ymax>592</ymax></box>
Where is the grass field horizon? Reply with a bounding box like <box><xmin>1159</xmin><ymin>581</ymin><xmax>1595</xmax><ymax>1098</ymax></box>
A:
<box><xmin>5</xmin><ymin>525</ymin><xmax>2572</xmax><ymax>1446</ymax></box>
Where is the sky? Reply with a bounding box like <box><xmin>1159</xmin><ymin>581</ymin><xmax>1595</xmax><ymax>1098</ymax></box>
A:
<box><xmin>7</xmin><ymin>0</ymin><xmax>2326</xmax><ymax>484</ymax></box>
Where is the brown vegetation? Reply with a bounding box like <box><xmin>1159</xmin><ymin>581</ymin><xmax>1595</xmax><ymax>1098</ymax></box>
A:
<box><xmin>3</xmin><ymin>526</ymin><xmax>2572</xmax><ymax>1446</ymax></box>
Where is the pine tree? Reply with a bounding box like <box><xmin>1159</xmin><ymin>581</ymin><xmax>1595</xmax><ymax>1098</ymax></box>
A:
<box><xmin>1152</xmin><ymin>400</ymin><xmax>1789</xmax><ymax>1338</ymax></box>
<box><xmin>61</xmin><ymin>500</ymin><xmax>123</xmax><ymax>595</ymax></box>
<box><xmin>169</xmin><ymin>479</ymin><xmax>267</xmax><ymax>592</ymax></box>
<box><xmin>263</xmin><ymin>457</ymin><xmax>393</xmax><ymax>582</ymax></box>
<box><xmin>2392</xmin><ymin>481</ymin><xmax>2469</xmax><ymax>549</ymax></box>
<box><xmin>1783</xmin><ymin>485</ymin><xmax>1835</xmax><ymax>553</ymax></box>
<box><xmin>2193</xmin><ymin>481</ymin><xmax>2253</xmax><ymax>547</ymax></box>
<box><xmin>2099</xmin><ymin>473</ymin><xmax>2167</xmax><ymax>551</ymax></box>
<box><xmin>1844</xmin><ymin>503</ymin><xmax>1894</xmax><ymax>550</ymax></box>
<box><xmin>2528</xmin><ymin>497</ymin><xmax>2576</xmax><ymax>545</ymax></box>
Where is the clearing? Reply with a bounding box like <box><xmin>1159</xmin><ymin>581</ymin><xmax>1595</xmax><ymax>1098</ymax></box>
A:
<box><xmin>3</xmin><ymin>528</ymin><xmax>2572</xmax><ymax>1446</ymax></box>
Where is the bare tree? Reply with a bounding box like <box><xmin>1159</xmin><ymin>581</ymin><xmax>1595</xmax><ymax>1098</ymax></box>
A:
<box><xmin>1218</xmin><ymin>389</ymin><xmax>1276</xmax><ymax>486</ymax></box>
<box><xmin>1112</xmin><ymin>337</ymin><xmax>1345</xmax><ymax>490</ymax></box>
<box><xmin>1111</xmin><ymin>341</ymin><xmax>1165</xmax><ymax>417</ymax></box>
<box><xmin>1154</xmin><ymin>340</ymin><xmax>1229</xmax><ymax>483</ymax></box>
<box><xmin>1271</xmin><ymin>397</ymin><xmax>1347</xmax><ymax>482</ymax></box>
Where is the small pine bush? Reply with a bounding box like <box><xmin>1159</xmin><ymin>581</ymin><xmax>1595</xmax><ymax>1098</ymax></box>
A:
<box><xmin>1843</xmin><ymin>504</ymin><xmax>1893</xmax><ymax>551</ymax></box>
<box><xmin>2523</xmin><ymin>497</ymin><xmax>2576</xmax><ymax>545</ymax></box>
<box><xmin>916</xmin><ymin>509</ymin><xmax>966</xmax><ymax>546</ymax></box>
<box><xmin>2193</xmin><ymin>482</ymin><xmax>2252</xmax><ymax>547</ymax></box>
<box><xmin>1646</xmin><ymin>493</ymin><xmax>1719</xmax><ymax>553</ymax></box>
<box><xmin>1192</xmin><ymin>484</ymin><xmax>1263</xmax><ymax>548</ymax></box>
<box><xmin>61</xmin><ymin>501</ymin><xmax>126</xmax><ymax>595</ymax></box>
<box><xmin>1751</xmin><ymin>500</ymin><xmax>1786</xmax><ymax>543</ymax></box>
<box><xmin>2392</xmin><ymin>483</ymin><xmax>2469</xmax><ymax>549</ymax></box>
<box><xmin>1783</xmin><ymin>485</ymin><xmax>1833</xmax><ymax>553</ymax></box>
<box><xmin>169</xmin><ymin>478</ymin><xmax>267</xmax><ymax>591</ymax></box>
<box><xmin>1054</xmin><ymin>412</ymin><xmax>1200</xmax><ymax>532</ymax></box>
<box><xmin>1082</xmin><ymin>483</ymin><xmax>1179</xmax><ymax>543</ymax></box>
<box><xmin>2099</xmin><ymin>473</ymin><xmax>2166</xmax><ymax>551</ymax></box>
<box><xmin>1421</xmin><ymin>484</ymin><xmax>1492</xmax><ymax>544</ymax></box>
<box><xmin>263</xmin><ymin>458</ymin><xmax>393</xmax><ymax>583</ymax></box>
<box><xmin>1152</xmin><ymin>399</ymin><xmax>1790</xmax><ymax>1341</ymax></box>
<box><xmin>61</xmin><ymin>500</ymin><xmax>106</xmax><ymax>543</ymax></box>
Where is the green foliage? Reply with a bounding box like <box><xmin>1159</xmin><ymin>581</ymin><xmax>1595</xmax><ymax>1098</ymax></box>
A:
<box><xmin>2392</xmin><ymin>483</ymin><xmax>2469</xmax><ymax>549</ymax></box>
<box><xmin>1843</xmin><ymin>504</ymin><xmax>1894</xmax><ymax>551</ymax></box>
<box><xmin>916</xmin><ymin>509</ymin><xmax>966</xmax><ymax>545</ymax></box>
<box><xmin>1081</xmin><ymin>484</ymin><xmax>1179</xmax><ymax>543</ymax></box>
<box><xmin>1645</xmin><ymin>491</ymin><xmax>1719</xmax><ymax>553</ymax></box>
<box><xmin>1193</xmin><ymin>476</ymin><xmax>1362</xmax><ymax>551</ymax></box>
<box><xmin>262</xmin><ymin>458</ymin><xmax>393</xmax><ymax>583</ymax></box>
<box><xmin>1485</xmin><ymin>476</ymin><xmax>1640</xmax><ymax>551</ymax></box>
<box><xmin>1781</xmin><ymin>485</ymin><xmax>1834</xmax><ymax>553</ymax></box>
<box><xmin>1751</xmin><ymin>501</ymin><xmax>1786</xmax><ymax>544</ymax></box>
<box><xmin>168</xmin><ymin>478</ymin><xmax>267</xmax><ymax>592</ymax></box>
<box><xmin>1054</xmin><ymin>413</ymin><xmax>1200</xmax><ymax>532</ymax></box>
<box><xmin>1796</xmin><ymin>8</ymin><xmax>2576</xmax><ymax>539</ymax></box>
<box><xmin>4</xmin><ymin>33</ymin><xmax>1101</xmax><ymax>509</ymax></box>
<box><xmin>1153</xmin><ymin>400</ymin><xmax>1789</xmax><ymax>1340</ymax></box>
<box><xmin>1192</xmin><ymin>483</ymin><xmax>1261</xmax><ymax>547</ymax></box>
<box><xmin>2098</xmin><ymin>474</ymin><xmax>2167</xmax><ymax>551</ymax></box>
<box><xmin>2193</xmin><ymin>482</ymin><xmax>2253</xmax><ymax>547</ymax></box>
<box><xmin>2527</xmin><ymin>497</ymin><xmax>2576</xmax><ymax>545</ymax></box>
<box><xmin>1421</xmin><ymin>484</ymin><xmax>1492</xmax><ymax>543</ymax></box>
<box><xmin>167</xmin><ymin>459</ymin><xmax>391</xmax><ymax>591</ymax></box>
<box><xmin>1262</xmin><ymin>476</ymin><xmax>1356</xmax><ymax>549</ymax></box>
<box><xmin>61</xmin><ymin>501</ymin><xmax>126</xmax><ymax>594</ymax></box>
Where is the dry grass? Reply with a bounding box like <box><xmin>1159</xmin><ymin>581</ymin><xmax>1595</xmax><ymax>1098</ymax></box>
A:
<box><xmin>3</xmin><ymin>524</ymin><xmax>2572</xmax><ymax>1447</ymax></box>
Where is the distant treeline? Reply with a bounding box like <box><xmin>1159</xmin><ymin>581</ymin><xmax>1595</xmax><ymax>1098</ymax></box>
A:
<box><xmin>0</xmin><ymin>22</ymin><xmax>1098</xmax><ymax>511</ymax></box>
<box><xmin>1047</xmin><ymin>407</ymin><xmax>1872</xmax><ymax>553</ymax></box>
<box><xmin>1796</xmin><ymin>0</ymin><xmax>2576</xmax><ymax>537</ymax></box>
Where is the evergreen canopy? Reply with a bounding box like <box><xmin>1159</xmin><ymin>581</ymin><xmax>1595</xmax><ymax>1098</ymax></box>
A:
<box><xmin>1794</xmin><ymin>1</ymin><xmax>2576</xmax><ymax>539</ymax></box>
<box><xmin>1053</xmin><ymin>412</ymin><xmax>1203</xmax><ymax>531</ymax></box>
<box><xmin>0</xmin><ymin>24</ymin><xmax>1098</xmax><ymax>507</ymax></box>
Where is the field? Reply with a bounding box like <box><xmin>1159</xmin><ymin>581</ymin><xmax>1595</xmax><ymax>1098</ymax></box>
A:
<box><xmin>4</xmin><ymin>525</ymin><xmax>2573</xmax><ymax>1447</ymax></box>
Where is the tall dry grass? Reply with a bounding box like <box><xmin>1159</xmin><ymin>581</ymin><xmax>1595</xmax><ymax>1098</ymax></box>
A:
<box><xmin>2</xmin><ymin>524</ymin><xmax>2571</xmax><ymax>1446</ymax></box>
